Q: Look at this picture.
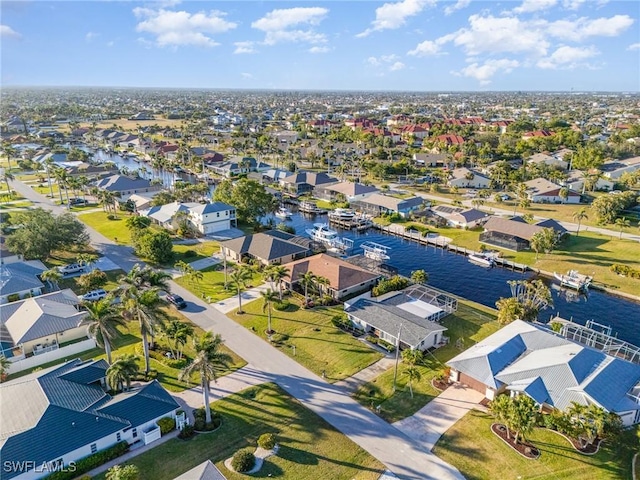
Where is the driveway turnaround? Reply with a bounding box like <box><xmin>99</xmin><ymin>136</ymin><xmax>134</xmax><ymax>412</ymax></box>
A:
<box><xmin>13</xmin><ymin>179</ymin><xmax>466</xmax><ymax>480</ymax></box>
<box><xmin>393</xmin><ymin>383</ymin><xmax>485</xmax><ymax>451</ymax></box>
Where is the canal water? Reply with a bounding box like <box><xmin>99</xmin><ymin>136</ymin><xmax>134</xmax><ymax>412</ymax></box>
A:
<box><xmin>278</xmin><ymin>212</ymin><xmax>640</xmax><ymax>346</ymax></box>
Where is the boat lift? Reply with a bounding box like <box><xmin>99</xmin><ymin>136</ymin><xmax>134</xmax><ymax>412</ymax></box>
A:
<box><xmin>361</xmin><ymin>241</ymin><xmax>391</xmax><ymax>261</ymax></box>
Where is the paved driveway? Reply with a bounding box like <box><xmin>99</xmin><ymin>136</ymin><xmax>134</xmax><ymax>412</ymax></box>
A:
<box><xmin>393</xmin><ymin>383</ymin><xmax>485</xmax><ymax>451</ymax></box>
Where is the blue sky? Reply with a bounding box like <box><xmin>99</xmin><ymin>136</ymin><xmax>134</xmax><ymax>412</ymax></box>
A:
<box><xmin>1</xmin><ymin>1</ymin><xmax>639</xmax><ymax>91</ymax></box>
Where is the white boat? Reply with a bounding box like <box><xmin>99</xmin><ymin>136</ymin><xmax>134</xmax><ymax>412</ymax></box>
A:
<box><xmin>554</xmin><ymin>270</ymin><xmax>593</xmax><ymax>290</ymax></box>
<box><xmin>305</xmin><ymin>223</ymin><xmax>339</xmax><ymax>244</ymax></box>
<box><xmin>299</xmin><ymin>201</ymin><xmax>325</xmax><ymax>214</ymax></box>
<box><xmin>329</xmin><ymin>208</ymin><xmax>356</xmax><ymax>220</ymax></box>
<box><xmin>468</xmin><ymin>253</ymin><xmax>494</xmax><ymax>268</ymax></box>
<box><xmin>275</xmin><ymin>206</ymin><xmax>292</xmax><ymax>219</ymax></box>
<box><xmin>362</xmin><ymin>241</ymin><xmax>391</xmax><ymax>261</ymax></box>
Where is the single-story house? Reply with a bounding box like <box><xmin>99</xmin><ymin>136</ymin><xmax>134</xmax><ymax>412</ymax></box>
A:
<box><xmin>220</xmin><ymin>231</ymin><xmax>311</xmax><ymax>266</ymax></box>
<box><xmin>527</xmin><ymin>153</ymin><xmax>568</xmax><ymax>170</ymax></box>
<box><xmin>431</xmin><ymin>205</ymin><xmax>489</xmax><ymax>228</ymax></box>
<box><xmin>345</xmin><ymin>285</ymin><xmax>456</xmax><ymax>351</ymax></box>
<box><xmin>601</xmin><ymin>156</ymin><xmax>640</xmax><ymax>180</ymax></box>
<box><xmin>283</xmin><ymin>253</ymin><xmax>380</xmax><ymax>300</ymax></box>
<box><xmin>412</xmin><ymin>153</ymin><xmax>448</xmax><ymax>167</ymax></box>
<box><xmin>121</xmin><ymin>192</ymin><xmax>160</xmax><ymax>212</ymax></box>
<box><xmin>65</xmin><ymin>163</ymin><xmax>119</xmax><ymax>179</ymax></box>
<box><xmin>523</xmin><ymin>178</ymin><xmax>580</xmax><ymax>204</ymax></box>
<box><xmin>279</xmin><ymin>171</ymin><xmax>338</xmax><ymax>196</ymax></box>
<box><xmin>562</xmin><ymin>170</ymin><xmax>615</xmax><ymax>193</ymax></box>
<box><xmin>0</xmin><ymin>358</ymin><xmax>181</xmax><ymax>480</ymax></box>
<box><xmin>0</xmin><ymin>289</ymin><xmax>87</xmax><ymax>359</ymax></box>
<box><xmin>447</xmin><ymin>168</ymin><xmax>491</xmax><ymax>189</ymax></box>
<box><xmin>174</xmin><ymin>460</ymin><xmax>227</xmax><ymax>480</ymax></box>
<box><xmin>208</xmin><ymin>157</ymin><xmax>270</xmax><ymax>178</ymax></box>
<box><xmin>0</xmin><ymin>261</ymin><xmax>46</xmax><ymax>305</ymax></box>
<box><xmin>479</xmin><ymin>216</ymin><xmax>566</xmax><ymax>251</ymax></box>
<box><xmin>351</xmin><ymin>193</ymin><xmax>423</xmax><ymax>218</ymax></box>
<box><xmin>94</xmin><ymin>175</ymin><xmax>162</xmax><ymax>196</ymax></box>
<box><xmin>0</xmin><ymin>236</ymin><xmax>23</xmax><ymax>265</ymax></box>
<box><xmin>141</xmin><ymin>201</ymin><xmax>237</xmax><ymax>235</ymax></box>
<box><xmin>447</xmin><ymin>320</ymin><xmax>640</xmax><ymax>426</ymax></box>
<box><xmin>314</xmin><ymin>181</ymin><xmax>378</xmax><ymax>203</ymax></box>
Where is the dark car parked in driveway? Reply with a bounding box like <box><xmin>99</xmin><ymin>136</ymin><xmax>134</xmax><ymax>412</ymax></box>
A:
<box><xmin>167</xmin><ymin>294</ymin><xmax>187</xmax><ymax>309</ymax></box>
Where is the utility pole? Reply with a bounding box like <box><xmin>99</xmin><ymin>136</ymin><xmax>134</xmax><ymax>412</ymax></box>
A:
<box><xmin>392</xmin><ymin>323</ymin><xmax>403</xmax><ymax>392</ymax></box>
<box><xmin>222</xmin><ymin>245</ymin><xmax>228</xmax><ymax>289</ymax></box>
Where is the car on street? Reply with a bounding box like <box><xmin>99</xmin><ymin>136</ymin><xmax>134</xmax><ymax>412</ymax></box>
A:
<box><xmin>58</xmin><ymin>263</ymin><xmax>86</xmax><ymax>275</ymax></box>
<box><xmin>166</xmin><ymin>294</ymin><xmax>187</xmax><ymax>309</ymax></box>
<box><xmin>80</xmin><ymin>289</ymin><xmax>107</xmax><ymax>302</ymax></box>
<box><xmin>68</xmin><ymin>198</ymin><xmax>88</xmax><ymax>206</ymax></box>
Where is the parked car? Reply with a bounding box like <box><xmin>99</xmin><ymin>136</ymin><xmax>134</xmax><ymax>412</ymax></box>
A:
<box><xmin>58</xmin><ymin>263</ymin><xmax>86</xmax><ymax>275</ymax></box>
<box><xmin>80</xmin><ymin>289</ymin><xmax>107</xmax><ymax>302</ymax></box>
<box><xmin>68</xmin><ymin>198</ymin><xmax>88</xmax><ymax>206</ymax></box>
<box><xmin>166</xmin><ymin>294</ymin><xmax>187</xmax><ymax>309</ymax></box>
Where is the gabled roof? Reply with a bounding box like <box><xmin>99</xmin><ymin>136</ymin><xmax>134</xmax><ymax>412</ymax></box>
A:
<box><xmin>345</xmin><ymin>298</ymin><xmax>446</xmax><ymax>349</ymax></box>
<box><xmin>189</xmin><ymin>202</ymin><xmax>235</xmax><ymax>215</ymax></box>
<box><xmin>322</xmin><ymin>181</ymin><xmax>378</xmax><ymax>197</ymax></box>
<box><xmin>284</xmin><ymin>254</ymin><xmax>379</xmax><ymax>291</ymax></box>
<box><xmin>0</xmin><ymin>261</ymin><xmax>45</xmax><ymax>297</ymax></box>
<box><xmin>97</xmin><ymin>381</ymin><xmax>179</xmax><ymax>427</ymax></box>
<box><xmin>358</xmin><ymin>193</ymin><xmax>423</xmax><ymax>211</ymax></box>
<box><xmin>95</xmin><ymin>174</ymin><xmax>152</xmax><ymax>192</ymax></box>
<box><xmin>524</xmin><ymin>177</ymin><xmax>577</xmax><ymax>197</ymax></box>
<box><xmin>281</xmin><ymin>171</ymin><xmax>337</xmax><ymax>187</ymax></box>
<box><xmin>174</xmin><ymin>460</ymin><xmax>227</xmax><ymax>480</ymax></box>
<box><xmin>483</xmin><ymin>217</ymin><xmax>543</xmax><ymax>241</ymax></box>
<box><xmin>221</xmin><ymin>232</ymin><xmax>309</xmax><ymax>262</ymax></box>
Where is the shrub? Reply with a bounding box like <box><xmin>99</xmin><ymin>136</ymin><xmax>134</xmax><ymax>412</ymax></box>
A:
<box><xmin>107</xmin><ymin>214</ymin><xmax>118</xmax><ymax>220</ymax></box>
<box><xmin>183</xmin><ymin>249</ymin><xmax>196</xmax><ymax>258</ymax></box>
<box><xmin>231</xmin><ymin>449</ymin><xmax>255</xmax><ymax>473</ymax></box>
<box><xmin>377</xmin><ymin>339</ymin><xmax>396</xmax><ymax>353</ymax></box>
<box><xmin>77</xmin><ymin>269</ymin><xmax>108</xmax><ymax>291</ymax></box>
<box><xmin>610</xmin><ymin>263</ymin><xmax>640</xmax><ymax>279</ymax></box>
<box><xmin>193</xmin><ymin>409</ymin><xmax>222</xmax><ymax>431</ymax></box>
<box><xmin>274</xmin><ymin>299</ymin><xmax>291</xmax><ymax>311</ymax></box>
<box><xmin>7</xmin><ymin>294</ymin><xmax>20</xmax><ymax>303</ymax></box>
<box><xmin>270</xmin><ymin>333</ymin><xmax>289</xmax><ymax>344</ymax></box>
<box><xmin>258</xmin><ymin>433</ymin><xmax>277</xmax><ymax>450</ymax></box>
<box><xmin>166</xmin><ymin>358</ymin><xmax>187</xmax><ymax>369</ymax></box>
<box><xmin>331</xmin><ymin>314</ymin><xmax>351</xmax><ymax>330</ymax></box>
<box><xmin>157</xmin><ymin>417</ymin><xmax>176</xmax><ymax>435</ymax></box>
<box><xmin>178</xmin><ymin>424</ymin><xmax>195</xmax><ymax>439</ymax></box>
<box><xmin>45</xmin><ymin>442</ymin><xmax>129</xmax><ymax>480</ymax></box>
<box><xmin>372</xmin><ymin>276</ymin><xmax>410</xmax><ymax>297</ymax></box>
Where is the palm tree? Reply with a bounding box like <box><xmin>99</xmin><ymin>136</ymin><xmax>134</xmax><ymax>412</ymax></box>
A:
<box><xmin>120</xmin><ymin>264</ymin><xmax>172</xmax><ymax>293</ymax></box>
<box><xmin>401</xmin><ymin>348</ymin><xmax>423</xmax><ymax>366</ymax></box>
<box><xmin>43</xmin><ymin>157</ymin><xmax>56</xmax><ymax>199</ymax></box>
<box><xmin>529</xmin><ymin>230</ymin><xmax>545</xmax><ymax>260</ymax></box>
<box><xmin>299</xmin><ymin>271</ymin><xmax>317</xmax><ymax>306</ymax></box>
<box><xmin>403</xmin><ymin>365</ymin><xmax>421</xmax><ymax>398</ymax></box>
<box><xmin>81</xmin><ymin>298</ymin><xmax>126</xmax><ymax>364</ymax></box>
<box><xmin>495</xmin><ymin>296</ymin><xmax>525</xmax><ymax>325</ymax></box>
<box><xmin>410</xmin><ymin>269</ymin><xmax>428</xmax><ymax>285</ymax></box>
<box><xmin>40</xmin><ymin>268</ymin><xmax>62</xmax><ymax>290</ymax></box>
<box><xmin>53</xmin><ymin>167</ymin><xmax>71</xmax><ymax>205</ymax></box>
<box><xmin>509</xmin><ymin>395</ymin><xmax>538</xmax><ymax>445</ymax></box>
<box><xmin>190</xmin><ymin>268</ymin><xmax>204</xmax><ymax>285</ymax></box>
<box><xmin>119</xmin><ymin>288</ymin><xmax>170</xmax><ymax>374</ymax></box>
<box><xmin>0</xmin><ymin>170</ymin><xmax>14</xmax><ymax>200</ymax></box>
<box><xmin>162</xmin><ymin>319</ymin><xmax>194</xmax><ymax>360</ymax></box>
<box><xmin>261</xmin><ymin>288</ymin><xmax>278</xmax><ymax>336</ymax></box>
<box><xmin>0</xmin><ymin>355</ymin><xmax>11</xmax><ymax>381</ymax></box>
<box><xmin>76</xmin><ymin>253</ymin><xmax>99</xmax><ymax>270</ymax></box>
<box><xmin>489</xmin><ymin>394</ymin><xmax>513</xmax><ymax>439</ymax></box>
<box><xmin>179</xmin><ymin>332</ymin><xmax>232</xmax><ymax>424</ymax></box>
<box><xmin>229</xmin><ymin>266</ymin><xmax>253</xmax><ymax>314</ymax></box>
<box><xmin>572</xmin><ymin>207</ymin><xmax>588</xmax><ymax>236</ymax></box>
<box><xmin>269</xmin><ymin>265</ymin><xmax>289</xmax><ymax>300</ymax></box>
<box><xmin>559</xmin><ymin>187</ymin><xmax>569</xmax><ymax>204</ymax></box>
<box><xmin>106</xmin><ymin>354</ymin><xmax>140</xmax><ymax>392</ymax></box>
<box><xmin>614</xmin><ymin>217</ymin><xmax>630</xmax><ymax>239</ymax></box>
<box><xmin>175</xmin><ymin>260</ymin><xmax>189</xmax><ymax>276</ymax></box>
<box><xmin>315</xmin><ymin>275</ymin><xmax>330</xmax><ymax>297</ymax></box>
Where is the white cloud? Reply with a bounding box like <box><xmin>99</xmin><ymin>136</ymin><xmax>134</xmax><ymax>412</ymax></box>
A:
<box><xmin>241</xmin><ymin>72</ymin><xmax>253</xmax><ymax>79</ymax></box>
<box><xmin>234</xmin><ymin>41</ymin><xmax>257</xmax><ymax>54</ymax></box>
<box><xmin>133</xmin><ymin>7</ymin><xmax>237</xmax><ymax>48</ymax></box>
<box><xmin>368</xmin><ymin>54</ymin><xmax>406</xmax><ymax>71</ymax></box>
<box><xmin>390</xmin><ymin>61</ymin><xmax>406</xmax><ymax>71</ymax></box>
<box><xmin>562</xmin><ymin>0</ymin><xmax>587</xmax><ymax>10</ymax></box>
<box><xmin>309</xmin><ymin>45</ymin><xmax>330</xmax><ymax>54</ymax></box>
<box><xmin>547</xmin><ymin>14</ymin><xmax>634</xmax><ymax>42</ymax></box>
<box><xmin>1</xmin><ymin>25</ymin><xmax>21</xmax><ymax>39</ymax></box>
<box><xmin>512</xmin><ymin>0</ymin><xmax>557</xmax><ymax>14</ymax></box>
<box><xmin>85</xmin><ymin>32</ymin><xmax>99</xmax><ymax>42</ymax></box>
<box><xmin>444</xmin><ymin>0</ymin><xmax>471</xmax><ymax>16</ymax></box>
<box><xmin>537</xmin><ymin>45</ymin><xmax>599</xmax><ymax>69</ymax></box>
<box><xmin>457</xmin><ymin>58</ymin><xmax>519</xmax><ymax>84</ymax></box>
<box><xmin>408</xmin><ymin>39</ymin><xmax>443</xmax><ymax>56</ymax></box>
<box><xmin>627</xmin><ymin>43</ymin><xmax>640</xmax><ymax>51</ymax></box>
<box><xmin>357</xmin><ymin>0</ymin><xmax>434</xmax><ymax>37</ymax></box>
<box><xmin>251</xmin><ymin>7</ymin><xmax>328</xmax><ymax>45</ymax></box>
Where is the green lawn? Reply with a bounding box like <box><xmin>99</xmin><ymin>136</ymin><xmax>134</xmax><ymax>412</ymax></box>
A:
<box><xmin>7</xmin><ymin>310</ymin><xmax>246</xmax><ymax>392</ymax></box>
<box><xmin>94</xmin><ymin>383</ymin><xmax>385</xmax><ymax>480</ymax></box>
<box><xmin>228</xmin><ymin>300</ymin><xmax>384</xmax><ymax>382</ymax></box>
<box><xmin>0</xmin><ymin>200</ymin><xmax>33</xmax><ymax>210</ymax></box>
<box><xmin>57</xmin><ymin>269</ymin><xmax>124</xmax><ymax>294</ymax></box>
<box><xmin>174</xmin><ymin>264</ymin><xmax>263</xmax><ymax>303</ymax></box>
<box><xmin>353</xmin><ymin>301</ymin><xmax>500</xmax><ymax>422</ymax></box>
<box><xmin>78</xmin><ymin>211</ymin><xmax>137</xmax><ymax>244</ymax></box>
<box><xmin>433</xmin><ymin>410</ymin><xmax>635</xmax><ymax>480</ymax></box>
<box><xmin>33</xmin><ymin>184</ymin><xmax>60</xmax><ymax>197</ymax></box>
<box><xmin>172</xmin><ymin>241</ymin><xmax>220</xmax><ymax>265</ymax></box>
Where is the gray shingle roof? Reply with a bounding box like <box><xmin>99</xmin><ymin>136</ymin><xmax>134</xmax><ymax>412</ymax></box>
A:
<box><xmin>221</xmin><ymin>233</ymin><xmax>309</xmax><ymax>262</ymax></box>
<box><xmin>345</xmin><ymin>298</ymin><xmax>446</xmax><ymax>349</ymax></box>
<box><xmin>0</xmin><ymin>262</ymin><xmax>45</xmax><ymax>297</ymax></box>
<box><xmin>95</xmin><ymin>174</ymin><xmax>152</xmax><ymax>192</ymax></box>
<box><xmin>174</xmin><ymin>460</ymin><xmax>227</xmax><ymax>480</ymax></box>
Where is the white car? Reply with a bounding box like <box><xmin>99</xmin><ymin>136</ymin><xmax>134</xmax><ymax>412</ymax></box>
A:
<box><xmin>80</xmin><ymin>289</ymin><xmax>107</xmax><ymax>302</ymax></box>
<box><xmin>58</xmin><ymin>263</ymin><xmax>86</xmax><ymax>275</ymax></box>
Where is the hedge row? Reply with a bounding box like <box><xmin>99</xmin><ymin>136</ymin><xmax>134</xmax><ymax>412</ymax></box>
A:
<box><xmin>46</xmin><ymin>441</ymin><xmax>129</xmax><ymax>480</ymax></box>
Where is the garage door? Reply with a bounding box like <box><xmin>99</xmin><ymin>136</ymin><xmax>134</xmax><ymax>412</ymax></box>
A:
<box><xmin>458</xmin><ymin>373</ymin><xmax>488</xmax><ymax>394</ymax></box>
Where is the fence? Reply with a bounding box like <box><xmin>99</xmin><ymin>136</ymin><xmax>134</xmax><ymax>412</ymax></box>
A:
<box><xmin>8</xmin><ymin>338</ymin><xmax>97</xmax><ymax>374</ymax></box>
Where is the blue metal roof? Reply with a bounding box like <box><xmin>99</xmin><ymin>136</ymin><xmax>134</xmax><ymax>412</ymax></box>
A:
<box><xmin>584</xmin><ymin>358</ymin><xmax>640</xmax><ymax>412</ymax></box>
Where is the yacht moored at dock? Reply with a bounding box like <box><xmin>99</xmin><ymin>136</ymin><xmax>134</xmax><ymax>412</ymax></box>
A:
<box><xmin>299</xmin><ymin>201</ymin><xmax>326</xmax><ymax>214</ymax></box>
<box><xmin>468</xmin><ymin>253</ymin><xmax>494</xmax><ymax>268</ymax></box>
<box><xmin>275</xmin><ymin>206</ymin><xmax>292</xmax><ymax>219</ymax></box>
<box><xmin>306</xmin><ymin>223</ymin><xmax>339</xmax><ymax>244</ymax></box>
<box><xmin>328</xmin><ymin>208</ymin><xmax>356</xmax><ymax>220</ymax></box>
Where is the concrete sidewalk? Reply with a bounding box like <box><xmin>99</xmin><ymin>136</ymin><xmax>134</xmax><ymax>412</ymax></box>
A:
<box><xmin>211</xmin><ymin>282</ymin><xmax>271</xmax><ymax>313</ymax></box>
<box><xmin>392</xmin><ymin>383</ymin><xmax>485</xmax><ymax>451</ymax></box>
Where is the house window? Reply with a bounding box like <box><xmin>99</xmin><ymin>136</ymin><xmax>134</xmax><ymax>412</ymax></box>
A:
<box><xmin>217</xmin><ymin>212</ymin><xmax>220</xmax><ymax>217</ymax></box>
<box><xmin>132</xmin><ymin>428</ymin><xmax>138</xmax><ymax>438</ymax></box>
<box><xmin>90</xmin><ymin>443</ymin><xmax>97</xmax><ymax>454</ymax></box>
<box><xmin>116</xmin><ymin>432</ymin><xmax>121</xmax><ymax>442</ymax></box>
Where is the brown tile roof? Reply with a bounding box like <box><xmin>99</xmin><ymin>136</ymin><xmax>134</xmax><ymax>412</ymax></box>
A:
<box><xmin>283</xmin><ymin>254</ymin><xmax>379</xmax><ymax>291</ymax></box>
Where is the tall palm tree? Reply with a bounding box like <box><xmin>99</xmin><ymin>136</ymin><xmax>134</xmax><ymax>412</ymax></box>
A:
<box><xmin>81</xmin><ymin>298</ymin><xmax>127</xmax><ymax>364</ymax></box>
<box><xmin>76</xmin><ymin>253</ymin><xmax>99</xmax><ymax>270</ymax></box>
<box><xmin>106</xmin><ymin>354</ymin><xmax>140</xmax><ymax>392</ymax></box>
<box><xmin>572</xmin><ymin>207</ymin><xmax>589</xmax><ymax>236</ymax></box>
<box><xmin>261</xmin><ymin>288</ymin><xmax>278</xmax><ymax>336</ymax></box>
<box><xmin>119</xmin><ymin>288</ymin><xmax>170</xmax><ymax>374</ymax></box>
<box><xmin>179</xmin><ymin>332</ymin><xmax>232</xmax><ymax>424</ymax></box>
<box><xmin>43</xmin><ymin>157</ymin><xmax>56</xmax><ymax>199</ymax></box>
<box><xmin>229</xmin><ymin>266</ymin><xmax>253</xmax><ymax>314</ymax></box>
<box><xmin>120</xmin><ymin>264</ymin><xmax>171</xmax><ymax>293</ymax></box>
<box><xmin>269</xmin><ymin>265</ymin><xmax>289</xmax><ymax>300</ymax></box>
<box><xmin>0</xmin><ymin>171</ymin><xmax>14</xmax><ymax>200</ymax></box>
<box><xmin>299</xmin><ymin>271</ymin><xmax>317</xmax><ymax>306</ymax></box>
<box><xmin>162</xmin><ymin>319</ymin><xmax>194</xmax><ymax>360</ymax></box>
<box><xmin>2</xmin><ymin>144</ymin><xmax>17</xmax><ymax>172</ymax></box>
<box><xmin>40</xmin><ymin>268</ymin><xmax>62</xmax><ymax>290</ymax></box>
<box><xmin>403</xmin><ymin>365</ymin><xmax>421</xmax><ymax>399</ymax></box>
<box><xmin>53</xmin><ymin>167</ymin><xmax>71</xmax><ymax>205</ymax></box>
<box><xmin>614</xmin><ymin>217</ymin><xmax>630</xmax><ymax>239</ymax></box>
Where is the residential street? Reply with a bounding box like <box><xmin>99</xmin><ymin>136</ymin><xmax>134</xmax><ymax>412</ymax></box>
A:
<box><xmin>11</xmin><ymin>178</ymin><xmax>465</xmax><ymax>479</ymax></box>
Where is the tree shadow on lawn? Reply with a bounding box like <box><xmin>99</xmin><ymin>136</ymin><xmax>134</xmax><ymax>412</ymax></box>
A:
<box><xmin>245</xmin><ymin>460</ymin><xmax>284</xmax><ymax>478</ymax></box>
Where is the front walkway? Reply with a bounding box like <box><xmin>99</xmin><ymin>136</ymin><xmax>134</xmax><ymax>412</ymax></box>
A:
<box><xmin>211</xmin><ymin>282</ymin><xmax>270</xmax><ymax>313</ymax></box>
<box><xmin>333</xmin><ymin>356</ymin><xmax>396</xmax><ymax>393</ymax></box>
<box><xmin>392</xmin><ymin>383</ymin><xmax>485</xmax><ymax>451</ymax></box>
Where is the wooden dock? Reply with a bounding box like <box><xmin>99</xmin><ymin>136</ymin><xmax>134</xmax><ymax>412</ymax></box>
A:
<box><xmin>373</xmin><ymin>223</ymin><xmax>529</xmax><ymax>273</ymax></box>
<box><xmin>328</xmin><ymin>217</ymin><xmax>372</xmax><ymax>231</ymax></box>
